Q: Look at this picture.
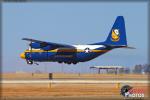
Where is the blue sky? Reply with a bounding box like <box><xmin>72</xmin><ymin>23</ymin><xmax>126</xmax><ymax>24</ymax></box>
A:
<box><xmin>2</xmin><ymin>2</ymin><xmax>148</xmax><ymax>73</ymax></box>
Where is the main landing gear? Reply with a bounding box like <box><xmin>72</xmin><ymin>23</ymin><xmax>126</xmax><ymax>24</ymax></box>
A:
<box><xmin>58</xmin><ymin>61</ymin><xmax>77</xmax><ymax>65</ymax></box>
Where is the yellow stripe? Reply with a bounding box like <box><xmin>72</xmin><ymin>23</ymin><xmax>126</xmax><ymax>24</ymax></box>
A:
<box><xmin>91</xmin><ymin>50</ymin><xmax>108</xmax><ymax>52</ymax></box>
<box><xmin>25</xmin><ymin>49</ymin><xmax>57</xmax><ymax>52</ymax></box>
<box><xmin>24</xmin><ymin>49</ymin><xmax>108</xmax><ymax>53</ymax></box>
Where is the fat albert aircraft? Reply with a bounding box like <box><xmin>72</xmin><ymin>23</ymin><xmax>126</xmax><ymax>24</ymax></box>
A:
<box><xmin>20</xmin><ymin>16</ymin><xmax>133</xmax><ymax>65</ymax></box>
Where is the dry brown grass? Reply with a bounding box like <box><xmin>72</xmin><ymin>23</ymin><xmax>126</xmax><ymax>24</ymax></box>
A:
<box><xmin>1</xmin><ymin>73</ymin><xmax>149</xmax><ymax>80</ymax></box>
<box><xmin>1</xmin><ymin>83</ymin><xmax>149</xmax><ymax>98</ymax></box>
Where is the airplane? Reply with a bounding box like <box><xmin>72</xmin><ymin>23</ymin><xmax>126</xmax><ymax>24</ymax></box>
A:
<box><xmin>20</xmin><ymin>16</ymin><xmax>134</xmax><ymax>65</ymax></box>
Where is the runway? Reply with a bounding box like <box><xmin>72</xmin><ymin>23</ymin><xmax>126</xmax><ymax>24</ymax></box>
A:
<box><xmin>1</xmin><ymin>79</ymin><xmax>149</xmax><ymax>84</ymax></box>
<box><xmin>1</xmin><ymin>73</ymin><xmax>149</xmax><ymax>99</ymax></box>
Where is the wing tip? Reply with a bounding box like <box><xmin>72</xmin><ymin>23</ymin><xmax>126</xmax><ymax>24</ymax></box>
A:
<box><xmin>22</xmin><ymin>38</ymin><xmax>29</xmax><ymax>40</ymax></box>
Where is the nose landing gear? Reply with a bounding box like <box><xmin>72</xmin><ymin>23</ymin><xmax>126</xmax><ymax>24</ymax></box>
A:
<box><xmin>26</xmin><ymin>60</ymin><xmax>33</xmax><ymax>64</ymax></box>
<box><xmin>26</xmin><ymin>60</ymin><xmax>39</xmax><ymax>65</ymax></box>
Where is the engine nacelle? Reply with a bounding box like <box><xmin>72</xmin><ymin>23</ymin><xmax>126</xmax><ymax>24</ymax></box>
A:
<box><xmin>30</xmin><ymin>42</ymin><xmax>41</xmax><ymax>49</ymax></box>
<box><xmin>42</xmin><ymin>45</ymin><xmax>52</xmax><ymax>51</ymax></box>
<box><xmin>30</xmin><ymin>42</ymin><xmax>53</xmax><ymax>50</ymax></box>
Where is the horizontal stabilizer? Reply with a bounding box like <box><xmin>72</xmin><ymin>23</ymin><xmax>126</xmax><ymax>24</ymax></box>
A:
<box><xmin>122</xmin><ymin>46</ymin><xmax>136</xmax><ymax>49</ymax></box>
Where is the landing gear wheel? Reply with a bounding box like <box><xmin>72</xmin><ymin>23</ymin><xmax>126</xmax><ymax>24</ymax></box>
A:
<box><xmin>67</xmin><ymin>62</ymin><xmax>71</xmax><ymax>64</ymax></box>
<box><xmin>73</xmin><ymin>62</ymin><xmax>77</xmax><ymax>64</ymax></box>
<box><xmin>26</xmin><ymin>60</ymin><xmax>33</xmax><ymax>64</ymax></box>
<box><xmin>58</xmin><ymin>61</ymin><xmax>63</xmax><ymax>63</ymax></box>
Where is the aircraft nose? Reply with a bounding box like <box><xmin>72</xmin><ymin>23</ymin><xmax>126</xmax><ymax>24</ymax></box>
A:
<box><xmin>20</xmin><ymin>52</ymin><xmax>25</xmax><ymax>59</ymax></box>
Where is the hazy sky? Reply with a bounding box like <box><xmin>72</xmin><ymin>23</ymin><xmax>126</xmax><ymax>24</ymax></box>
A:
<box><xmin>2</xmin><ymin>2</ymin><xmax>148</xmax><ymax>73</ymax></box>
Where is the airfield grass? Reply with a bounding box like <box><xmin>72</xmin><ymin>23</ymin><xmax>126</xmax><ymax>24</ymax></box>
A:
<box><xmin>1</xmin><ymin>73</ymin><xmax>149</xmax><ymax>80</ymax></box>
<box><xmin>1</xmin><ymin>83</ymin><xmax>149</xmax><ymax>99</ymax></box>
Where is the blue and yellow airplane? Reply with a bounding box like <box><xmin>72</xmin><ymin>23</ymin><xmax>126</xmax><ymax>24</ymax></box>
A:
<box><xmin>20</xmin><ymin>16</ymin><xmax>133</xmax><ymax>65</ymax></box>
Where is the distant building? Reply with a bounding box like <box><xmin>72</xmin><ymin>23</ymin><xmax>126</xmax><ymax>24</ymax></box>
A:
<box><xmin>124</xmin><ymin>68</ymin><xmax>130</xmax><ymax>74</ymax></box>
<box><xmin>90</xmin><ymin>66</ymin><xmax>124</xmax><ymax>74</ymax></box>
<box><xmin>143</xmin><ymin>64</ymin><xmax>150</xmax><ymax>74</ymax></box>
<box><xmin>119</xmin><ymin>67</ymin><xmax>130</xmax><ymax>74</ymax></box>
<box><xmin>132</xmin><ymin>64</ymin><xmax>150</xmax><ymax>74</ymax></box>
<box><xmin>133</xmin><ymin>64</ymin><xmax>143</xmax><ymax>74</ymax></box>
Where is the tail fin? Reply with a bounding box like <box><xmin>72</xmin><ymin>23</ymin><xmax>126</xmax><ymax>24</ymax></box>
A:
<box><xmin>104</xmin><ymin>16</ymin><xmax>127</xmax><ymax>46</ymax></box>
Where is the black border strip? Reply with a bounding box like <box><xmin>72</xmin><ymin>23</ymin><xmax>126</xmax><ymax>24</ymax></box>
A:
<box><xmin>1</xmin><ymin>0</ymin><xmax>150</xmax><ymax>2</ymax></box>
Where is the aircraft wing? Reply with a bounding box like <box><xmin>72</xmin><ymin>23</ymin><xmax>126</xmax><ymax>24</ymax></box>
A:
<box><xmin>22</xmin><ymin>38</ymin><xmax>75</xmax><ymax>50</ymax></box>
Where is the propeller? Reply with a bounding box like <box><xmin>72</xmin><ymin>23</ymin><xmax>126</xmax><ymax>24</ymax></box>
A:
<box><xmin>29</xmin><ymin>41</ymin><xmax>33</xmax><ymax>58</ymax></box>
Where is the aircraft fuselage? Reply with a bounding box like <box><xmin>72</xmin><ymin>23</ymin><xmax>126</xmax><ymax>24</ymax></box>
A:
<box><xmin>21</xmin><ymin>45</ymin><xmax>112</xmax><ymax>64</ymax></box>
